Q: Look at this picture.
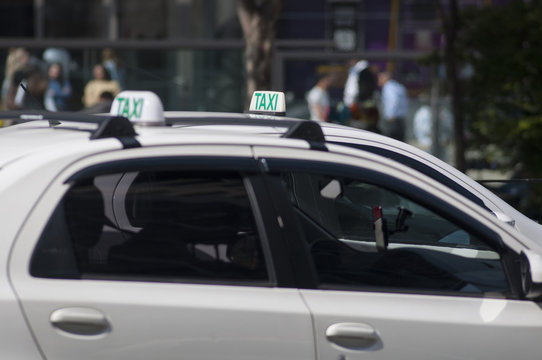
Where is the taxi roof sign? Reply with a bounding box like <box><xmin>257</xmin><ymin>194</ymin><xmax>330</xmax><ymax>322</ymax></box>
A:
<box><xmin>249</xmin><ymin>91</ymin><xmax>286</xmax><ymax>116</ymax></box>
<box><xmin>110</xmin><ymin>91</ymin><xmax>165</xmax><ymax>125</ymax></box>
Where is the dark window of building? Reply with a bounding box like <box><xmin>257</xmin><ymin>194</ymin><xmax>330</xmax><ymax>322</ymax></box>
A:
<box><xmin>0</xmin><ymin>0</ymin><xmax>34</xmax><ymax>37</ymax></box>
<box><xmin>44</xmin><ymin>0</ymin><xmax>105</xmax><ymax>38</ymax></box>
<box><xmin>277</xmin><ymin>1</ymin><xmax>326</xmax><ymax>39</ymax></box>
<box><xmin>410</xmin><ymin>0</ymin><xmax>437</xmax><ymax>21</ymax></box>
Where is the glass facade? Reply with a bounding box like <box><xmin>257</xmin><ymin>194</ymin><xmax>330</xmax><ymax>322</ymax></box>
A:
<box><xmin>0</xmin><ymin>0</ymin><xmax>245</xmax><ymax>110</ymax></box>
<box><xmin>0</xmin><ymin>0</ymin><xmax>443</xmax><ymax>112</ymax></box>
<box><xmin>38</xmin><ymin>0</ymin><xmax>242</xmax><ymax>40</ymax></box>
<box><xmin>0</xmin><ymin>0</ymin><xmax>34</xmax><ymax>37</ymax></box>
<box><xmin>0</xmin><ymin>1</ymin><xmax>491</xmax><ymax>123</ymax></box>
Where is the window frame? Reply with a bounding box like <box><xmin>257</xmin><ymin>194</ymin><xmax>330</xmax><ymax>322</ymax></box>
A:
<box><xmin>329</xmin><ymin>141</ymin><xmax>489</xmax><ymax>210</ymax></box>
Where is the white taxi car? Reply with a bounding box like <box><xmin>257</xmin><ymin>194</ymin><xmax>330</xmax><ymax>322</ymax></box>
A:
<box><xmin>0</xmin><ymin>90</ymin><xmax>542</xmax><ymax>360</ymax></box>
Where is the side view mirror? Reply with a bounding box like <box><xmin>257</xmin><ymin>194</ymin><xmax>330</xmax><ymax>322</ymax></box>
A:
<box><xmin>520</xmin><ymin>249</ymin><xmax>542</xmax><ymax>300</ymax></box>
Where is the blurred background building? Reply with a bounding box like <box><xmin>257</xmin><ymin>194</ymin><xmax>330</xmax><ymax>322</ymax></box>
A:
<box><xmin>0</xmin><ymin>0</ymin><xmax>501</xmax><ymax>110</ymax></box>
<box><xmin>3</xmin><ymin>0</ymin><xmax>538</xmax><ymax>219</ymax></box>
<box><xmin>0</xmin><ymin>0</ymin><xmax>508</xmax><ymax>146</ymax></box>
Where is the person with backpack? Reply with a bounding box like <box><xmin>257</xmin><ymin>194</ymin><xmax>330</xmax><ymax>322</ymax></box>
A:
<box><xmin>343</xmin><ymin>59</ymin><xmax>379</xmax><ymax>131</ymax></box>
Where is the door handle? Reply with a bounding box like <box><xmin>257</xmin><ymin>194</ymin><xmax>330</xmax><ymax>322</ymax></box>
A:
<box><xmin>326</xmin><ymin>322</ymin><xmax>379</xmax><ymax>349</ymax></box>
<box><xmin>50</xmin><ymin>307</ymin><xmax>110</xmax><ymax>336</ymax></box>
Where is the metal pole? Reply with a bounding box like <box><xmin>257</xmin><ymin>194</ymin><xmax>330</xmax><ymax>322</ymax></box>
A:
<box><xmin>103</xmin><ymin>0</ymin><xmax>119</xmax><ymax>40</ymax></box>
<box><xmin>387</xmin><ymin>0</ymin><xmax>400</xmax><ymax>73</ymax></box>
<box><xmin>430</xmin><ymin>64</ymin><xmax>441</xmax><ymax>158</ymax></box>
<box><xmin>33</xmin><ymin>0</ymin><xmax>44</xmax><ymax>39</ymax></box>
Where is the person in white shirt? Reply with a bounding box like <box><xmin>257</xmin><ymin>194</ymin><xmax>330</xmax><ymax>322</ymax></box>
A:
<box><xmin>306</xmin><ymin>74</ymin><xmax>332</xmax><ymax>122</ymax></box>
<box><xmin>378</xmin><ymin>71</ymin><xmax>409</xmax><ymax>141</ymax></box>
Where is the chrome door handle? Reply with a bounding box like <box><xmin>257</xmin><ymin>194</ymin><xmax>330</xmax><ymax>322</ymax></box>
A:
<box><xmin>50</xmin><ymin>307</ymin><xmax>110</xmax><ymax>336</ymax></box>
<box><xmin>326</xmin><ymin>322</ymin><xmax>379</xmax><ymax>349</ymax></box>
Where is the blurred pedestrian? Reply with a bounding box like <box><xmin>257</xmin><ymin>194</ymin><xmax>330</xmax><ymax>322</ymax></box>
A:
<box><xmin>44</xmin><ymin>62</ymin><xmax>72</xmax><ymax>111</ymax></box>
<box><xmin>343</xmin><ymin>59</ymin><xmax>377</xmax><ymax>116</ymax></box>
<box><xmin>341</xmin><ymin>59</ymin><xmax>379</xmax><ymax>132</ymax></box>
<box><xmin>82</xmin><ymin>64</ymin><xmax>121</xmax><ymax>109</ymax></box>
<box><xmin>78</xmin><ymin>91</ymin><xmax>114</xmax><ymax>114</ymax></box>
<box><xmin>102</xmin><ymin>48</ymin><xmax>126</xmax><ymax>90</ymax></box>
<box><xmin>378</xmin><ymin>71</ymin><xmax>409</xmax><ymax>141</ymax></box>
<box><xmin>306</xmin><ymin>74</ymin><xmax>332</xmax><ymax>122</ymax></box>
<box><xmin>42</xmin><ymin>48</ymin><xmax>71</xmax><ymax>82</ymax></box>
<box><xmin>3</xmin><ymin>48</ymin><xmax>48</xmax><ymax>110</ymax></box>
<box><xmin>19</xmin><ymin>67</ymin><xmax>48</xmax><ymax>110</ymax></box>
<box><xmin>2</xmin><ymin>48</ymin><xmax>29</xmax><ymax>109</ymax></box>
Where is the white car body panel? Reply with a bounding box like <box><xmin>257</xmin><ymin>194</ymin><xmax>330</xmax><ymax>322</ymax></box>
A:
<box><xmin>0</xmin><ymin>292</ymin><xmax>44</xmax><ymax>359</ymax></box>
<box><xmin>0</xmin><ymin>127</ymin><xmax>123</xmax><ymax>359</ymax></box>
<box><xmin>12</xmin><ymin>280</ymin><xmax>313</xmax><ymax>360</ymax></box>
<box><xmin>8</xmin><ymin>144</ymin><xmax>314</xmax><ymax>360</ymax></box>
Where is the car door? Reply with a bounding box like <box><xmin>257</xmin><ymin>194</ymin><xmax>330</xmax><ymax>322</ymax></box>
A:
<box><xmin>8</xmin><ymin>145</ymin><xmax>314</xmax><ymax>360</ymax></box>
<box><xmin>253</xmin><ymin>145</ymin><xmax>542</xmax><ymax>360</ymax></box>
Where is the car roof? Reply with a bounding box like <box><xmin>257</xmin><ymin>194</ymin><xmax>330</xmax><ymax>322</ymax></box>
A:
<box><xmin>0</xmin><ymin>121</ymin><xmax>96</xmax><ymax>167</ymax></box>
<box><xmin>0</xmin><ymin>110</ymin><xmax>320</xmax><ymax>168</ymax></box>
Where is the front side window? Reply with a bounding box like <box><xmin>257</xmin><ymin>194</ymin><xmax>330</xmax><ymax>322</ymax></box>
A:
<box><xmin>282</xmin><ymin>171</ymin><xmax>508</xmax><ymax>295</ymax></box>
<box><xmin>31</xmin><ymin>169</ymin><xmax>268</xmax><ymax>284</ymax></box>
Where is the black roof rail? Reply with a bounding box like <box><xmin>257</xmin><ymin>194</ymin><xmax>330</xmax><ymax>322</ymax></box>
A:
<box><xmin>0</xmin><ymin>110</ymin><xmax>137</xmax><ymax>140</ymax></box>
<box><xmin>282</xmin><ymin>121</ymin><xmax>325</xmax><ymax>143</ymax></box>
<box><xmin>166</xmin><ymin>116</ymin><xmax>327</xmax><ymax>149</ymax></box>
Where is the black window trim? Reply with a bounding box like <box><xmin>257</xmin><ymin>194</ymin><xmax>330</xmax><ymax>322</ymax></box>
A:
<box><xmin>64</xmin><ymin>156</ymin><xmax>257</xmax><ymax>184</ymax></box>
<box><xmin>257</xmin><ymin>158</ymin><xmax>319</xmax><ymax>289</ymax></box>
<box><xmin>330</xmin><ymin>141</ymin><xmax>489</xmax><ymax>210</ymax></box>
<box><xmin>243</xmin><ymin>173</ymin><xmax>295</xmax><ymax>287</ymax></box>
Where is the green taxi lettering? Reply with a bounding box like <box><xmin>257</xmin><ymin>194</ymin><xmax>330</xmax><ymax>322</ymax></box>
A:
<box><xmin>116</xmin><ymin>97</ymin><xmax>144</xmax><ymax>119</ymax></box>
<box><xmin>255</xmin><ymin>92</ymin><xmax>278</xmax><ymax>111</ymax></box>
<box><xmin>254</xmin><ymin>93</ymin><xmax>262</xmax><ymax>109</ymax></box>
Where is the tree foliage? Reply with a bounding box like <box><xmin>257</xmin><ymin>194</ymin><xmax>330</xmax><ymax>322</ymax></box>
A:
<box><xmin>457</xmin><ymin>1</ymin><xmax>542</xmax><ymax>217</ymax></box>
<box><xmin>459</xmin><ymin>2</ymin><xmax>542</xmax><ymax>167</ymax></box>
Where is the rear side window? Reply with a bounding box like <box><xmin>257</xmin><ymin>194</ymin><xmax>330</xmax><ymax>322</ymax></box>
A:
<box><xmin>31</xmin><ymin>170</ymin><xmax>269</xmax><ymax>284</ymax></box>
